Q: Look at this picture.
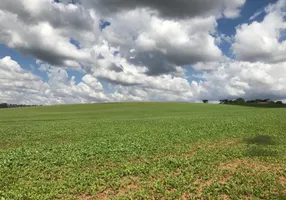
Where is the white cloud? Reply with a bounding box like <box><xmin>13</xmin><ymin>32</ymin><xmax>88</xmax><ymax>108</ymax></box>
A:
<box><xmin>0</xmin><ymin>56</ymin><xmax>49</xmax><ymax>104</ymax></box>
<box><xmin>249</xmin><ymin>9</ymin><xmax>264</xmax><ymax>21</ymax></box>
<box><xmin>0</xmin><ymin>57</ymin><xmax>108</xmax><ymax>105</ymax></box>
<box><xmin>2</xmin><ymin>54</ymin><xmax>286</xmax><ymax>105</ymax></box>
<box><xmin>1</xmin><ymin>0</ymin><xmax>286</xmax><ymax>104</ymax></box>
<box><xmin>101</xmin><ymin>9</ymin><xmax>223</xmax><ymax>75</ymax></box>
<box><xmin>82</xmin><ymin>0</ymin><xmax>246</xmax><ymax>19</ymax></box>
<box><xmin>0</xmin><ymin>11</ymin><xmax>91</xmax><ymax>70</ymax></box>
<box><xmin>223</xmin><ymin>0</ymin><xmax>246</xmax><ymax>18</ymax></box>
<box><xmin>198</xmin><ymin>61</ymin><xmax>286</xmax><ymax>101</ymax></box>
<box><xmin>233</xmin><ymin>0</ymin><xmax>286</xmax><ymax>63</ymax></box>
<box><xmin>0</xmin><ymin>1</ymin><xmax>225</xmax><ymax>76</ymax></box>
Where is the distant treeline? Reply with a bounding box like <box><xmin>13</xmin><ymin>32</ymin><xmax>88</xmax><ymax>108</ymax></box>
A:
<box><xmin>202</xmin><ymin>98</ymin><xmax>283</xmax><ymax>105</ymax></box>
<box><xmin>0</xmin><ymin>103</ymin><xmax>42</xmax><ymax>109</ymax></box>
<box><xmin>219</xmin><ymin>98</ymin><xmax>283</xmax><ymax>105</ymax></box>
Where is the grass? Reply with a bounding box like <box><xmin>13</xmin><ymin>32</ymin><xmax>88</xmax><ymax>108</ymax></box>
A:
<box><xmin>0</xmin><ymin>102</ymin><xmax>286</xmax><ymax>199</ymax></box>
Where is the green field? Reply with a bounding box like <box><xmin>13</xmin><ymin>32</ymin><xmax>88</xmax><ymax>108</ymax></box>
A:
<box><xmin>0</xmin><ymin>103</ymin><xmax>286</xmax><ymax>200</ymax></box>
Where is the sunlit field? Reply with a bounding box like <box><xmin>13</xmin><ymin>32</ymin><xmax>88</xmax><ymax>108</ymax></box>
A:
<box><xmin>1</xmin><ymin>103</ymin><xmax>286</xmax><ymax>199</ymax></box>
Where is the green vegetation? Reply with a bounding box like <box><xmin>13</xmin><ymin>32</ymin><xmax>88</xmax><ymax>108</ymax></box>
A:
<box><xmin>0</xmin><ymin>103</ymin><xmax>286</xmax><ymax>199</ymax></box>
<box><xmin>219</xmin><ymin>98</ymin><xmax>285</xmax><ymax>105</ymax></box>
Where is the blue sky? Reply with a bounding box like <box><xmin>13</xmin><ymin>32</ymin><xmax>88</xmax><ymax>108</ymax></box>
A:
<box><xmin>0</xmin><ymin>0</ymin><xmax>285</xmax><ymax>104</ymax></box>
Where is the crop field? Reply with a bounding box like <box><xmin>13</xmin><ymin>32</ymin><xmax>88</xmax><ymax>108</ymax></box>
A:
<box><xmin>0</xmin><ymin>103</ymin><xmax>286</xmax><ymax>200</ymax></box>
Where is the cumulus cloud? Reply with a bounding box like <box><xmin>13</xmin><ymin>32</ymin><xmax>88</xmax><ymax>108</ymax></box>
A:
<box><xmin>0</xmin><ymin>56</ymin><xmax>49</xmax><ymax>104</ymax></box>
<box><xmin>82</xmin><ymin>0</ymin><xmax>245</xmax><ymax>19</ymax></box>
<box><xmin>0</xmin><ymin>2</ymin><xmax>96</xmax><ymax>70</ymax></box>
<box><xmin>0</xmin><ymin>0</ymin><xmax>226</xmax><ymax>76</ymax></box>
<box><xmin>0</xmin><ymin>0</ymin><xmax>95</xmax><ymax>31</ymax></box>
<box><xmin>233</xmin><ymin>0</ymin><xmax>286</xmax><ymax>63</ymax></box>
<box><xmin>1</xmin><ymin>0</ymin><xmax>286</xmax><ymax>104</ymax></box>
<box><xmin>100</xmin><ymin>9</ymin><xmax>223</xmax><ymax>75</ymax></box>
<box><xmin>2</xmin><ymin>54</ymin><xmax>286</xmax><ymax>105</ymax></box>
<box><xmin>0</xmin><ymin>56</ymin><xmax>198</xmax><ymax>104</ymax></box>
<box><xmin>198</xmin><ymin>61</ymin><xmax>286</xmax><ymax>101</ymax></box>
<box><xmin>108</xmin><ymin>60</ymin><xmax>286</xmax><ymax>102</ymax></box>
<box><xmin>0</xmin><ymin>57</ymin><xmax>108</xmax><ymax>105</ymax></box>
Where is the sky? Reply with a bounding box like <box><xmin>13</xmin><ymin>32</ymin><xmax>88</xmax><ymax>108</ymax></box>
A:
<box><xmin>0</xmin><ymin>0</ymin><xmax>286</xmax><ymax>105</ymax></box>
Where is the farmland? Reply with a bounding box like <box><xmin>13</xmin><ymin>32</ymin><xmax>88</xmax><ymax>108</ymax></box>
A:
<box><xmin>0</xmin><ymin>103</ymin><xmax>286</xmax><ymax>199</ymax></box>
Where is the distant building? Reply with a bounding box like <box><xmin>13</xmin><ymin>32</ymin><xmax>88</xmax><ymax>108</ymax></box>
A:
<box><xmin>257</xmin><ymin>102</ymin><xmax>269</xmax><ymax>105</ymax></box>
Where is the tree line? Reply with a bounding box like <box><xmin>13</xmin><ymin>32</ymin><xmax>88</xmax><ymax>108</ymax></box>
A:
<box><xmin>202</xmin><ymin>98</ymin><xmax>283</xmax><ymax>105</ymax></box>
<box><xmin>0</xmin><ymin>103</ymin><xmax>41</xmax><ymax>109</ymax></box>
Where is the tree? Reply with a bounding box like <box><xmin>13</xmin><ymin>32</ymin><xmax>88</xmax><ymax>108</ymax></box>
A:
<box><xmin>220</xmin><ymin>99</ymin><xmax>229</xmax><ymax>104</ymax></box>
<box><xmin>0</xmin><ymin>103</ymin><xmax>8</xmax><ymax>109</ymax></box>
<box><xmin>228</xmin><ymin>100</ymin><xmax>234</xmax><ymax>104</ymax></box>
<box><xmin>202</xmin><ymin>100</ymin><xmax>209</xmax><ymax>104</ymax></box>
<box><xmin>275</xmin><ymin>101</ymin><xmax>283</xmax><ymax>104</ymax></box>
<box><xmin>235</xmin><ymin>98</ymin><xmax>245</xmax><ymax>104</ymax></box>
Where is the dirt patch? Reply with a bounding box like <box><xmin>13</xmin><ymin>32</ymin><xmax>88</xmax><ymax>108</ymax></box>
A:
<box><xmin>205</xmin><ymin>180</ymin><xmax>212</xmax><ymax>185</ymax></box>
<box><xmin>244</xmin><ymin>195</ymin><xmax>250</xmax><ymax>200</ymax></box>
<box><xmin>218</xmin><ymin>159</ymin><xmax>243</xmax><ymax>171</ymax></box>
<box><xmin>218</xmin><ymin>159</ymin><xmax>283</xmax><ymax>173</ymax></box>
<box><xmin>96</xmin><ymin>188</ymin><xmax>114</xmax><ymax>200</ymax></box>
<box><xmin>152</xmin><ymin>139</ymin><xmax>240</xmax><ymax>162</ymax></box>
<box><xmin>96</xmin><ymin>176</ymin><xmax>141</xmax><ymax>199</ymax></box>
<box><xmin>55</xmin><ymin>137</ymin><xmax>72</xmax><ymax>143</ymax></box>
<box><xmin>153</xmin><ymin>138</ymin><xmax>241</xmax><ymax>162</ymax></box>
<box><xmin>118</xmin><ymin>177</ymin><xmax>141</xmax><ymax>196</ymax></box>
<box><xmin>199</xmin><ymin>139</ymin><xmax>242</xmax><ymax>151</ymax></box>
<box><xmin>77</xmin><ymin>194</ymin><xmax>94</xmax><ymax>200</ymax></box>
<box><xmin>219</xmin><ymin>176</ymin><xmax>231</xmax><ymax>184</ymax></box>
<box><xmin>280</xmin><ymin>176</ymin><xmax>286</xmax><ymax>184</ymax></box>
<box><xmin>165</xmin><ymin>188</ymin><xmax>177</xmax><ymax>194</ymax></box>
<box><xmin>181</xmin><ymin>150</ymin><xmax>197</xmax><ymax>158</ymax></box>
<box><xmin>194</xmin><ymin>177</ymin><xmax>213</xmax><ymax>194</ymax></box>
<box><xmin>221</xmin><ymin>194</ymin><xmax>229</xmax><ymax>200</ymax></box>
<box><xmin>96</xmin><ymin>192</ymin><xmax>109</xmax><ymax>200</ymax></box>
<box><xmin>182</xmin><ymin>193</ymin><xmax>189</xmax><ymax>200</ymax></box>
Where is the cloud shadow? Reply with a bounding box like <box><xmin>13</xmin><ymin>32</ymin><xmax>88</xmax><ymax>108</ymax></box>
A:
<box><xmin>244</xmin><ymin>135</ymin><xmax>279</xmax><ymax>157</ymax></box>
